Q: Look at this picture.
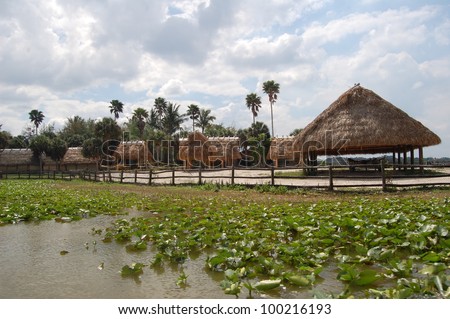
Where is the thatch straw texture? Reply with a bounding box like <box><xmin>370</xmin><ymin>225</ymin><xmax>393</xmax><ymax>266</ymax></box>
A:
<box><xmin>114</xmin><ymin>141</ymin><xmax>153</xmax><ymax>167</ymax></box>
<box><xmin>0</xmin><ymin>149</ymin><xmax>34</xmax><ymax>165</ymax></box>
<box><xmin>63</xmin><ymin>147</ymin><xmax>97</xmax><ymax>164</ymax></box>
<box><xmin>294</xmin><ymin>85</ymin><xmax>441</xmax><ymax>155</ymax></box>
<box><xmin>179</xmin><ymin>132</ymin><xmax>209</xmax><ymax>168</ymax></box>
<box><xmin>267</xmin><ymin>137</ymin><xmax>301</xmax><ymax>167</ymax></box>
<box><xmin>206</xmin><ymin>137</ymin><xmax>242</xmax><ymax>167</ymax></box>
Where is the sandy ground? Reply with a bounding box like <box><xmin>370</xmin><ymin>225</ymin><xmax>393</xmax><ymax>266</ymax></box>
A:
<box><xmin>103</xmin><ymin>167</ymin><xmax>450</xmax><ymax>189</ymax></box>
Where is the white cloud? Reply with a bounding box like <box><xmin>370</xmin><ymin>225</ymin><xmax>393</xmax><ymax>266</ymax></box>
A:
<box><xmin>0</xmin><ymin>0</ymin><xmax>449</xmax><ymax>157</ymax></box>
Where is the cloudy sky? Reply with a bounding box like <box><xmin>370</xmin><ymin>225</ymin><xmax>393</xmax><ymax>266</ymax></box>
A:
<box><xmin>0</xmin><ymin>0</ymin><xmax>449</xmax><ymax>156</ymax></box>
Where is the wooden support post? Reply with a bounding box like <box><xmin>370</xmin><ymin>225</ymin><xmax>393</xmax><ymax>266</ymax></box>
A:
<box><xmin>198</xmin><ymin>167</ymin><xmax>202</xmax><ymax>185</ymax></box>
<box><xmin>381</xmin><ymin>160</ymin><xmax>387</xmax><ymax>192</ymax></box>
<box><xmin>120</xmin><ymin>170</ymin><xmax>124</xmax><ymax>183</ymax></box>
<box><xmin>419</xmin><ymin>147</ymin><xmax>424</xmax><ymax>175</ymax></box>
<box><xmin>108</xmin><ymin>170</ymin><xmax>112</xmax><ymax>182</ymax></box>
<box><xmin>148</xmin><ymin>169</ymin><xmax>152</xmax><ymax>186</ymax></box>
<box><xmin>410</xmin><ymin>148</ymin><xmax>414</xmax><ymax>171</ymax></box>
<box><xmin>134</xmin><ymin>169</ymin><xmax>138</xmax><ymax>184</ymax></box>
<box><xmin>403</xmin><ymin>149</ymin><xmax>407</xmax><ymax>171</ymax></box>
<box><xmin>102</xmin><ymin>171</ymin><xmax>106</xmax><ymax>182</ymax></box>
<box><xmin>172</xmin><ymin>168</ymin><xmax>176</xmax><ymax>185</ymax></box>
<box><xmin>392</xmin><ymin>151</ymin><xmax>396</xmax><ymax>171</ymax></box>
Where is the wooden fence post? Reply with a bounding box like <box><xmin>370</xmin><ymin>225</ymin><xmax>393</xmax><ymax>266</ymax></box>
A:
<box><xmin>381</xmin><ymin>161</ymin><xmax>387</xmax><ymax>192</ymax></box>
<box><xmin>328</xmin><ymin>166</ymin><xmax>334</xmax><ymax>191</ymax></box>
<box><xmin>108</xmin><ymin>170</ymin><xmax>112</xmax><ymax>182</ymax></box>
<box><xmin>172</xmin><ymin>168</ymin><xmax>176</xmax><ymax>185</ymax></box>
<box><xmin>231</xmin><ymin>165</ymin><xmax>235</xmax><ymax>185</ymax></box>
<box><xmin>120</xmin><ymin>170</ymin><xmax>124</xmax><ymax>183</ymax></box>
<box><xmin>134</xmin><ymin>169</ymin><xmax>138</xmax><ymax>184</ymax></box>
<box><xmin>271</xmin><ymin>167</ymin><xmax>275</xmax><ymax>186</ymax></box>
<box><xmin>102</xmin><ymin>171</ymin><xmax>106</xmax><ymax>182</ymax></box>
<box><xmin>148</xmin><ymin>169</ymin><xmax>152</xmax><ymax>186</ymax></box>
<box><xmin>198</xmin><ymin>167</ymin><xmax>202</xmax><ymax>185</ymax></box>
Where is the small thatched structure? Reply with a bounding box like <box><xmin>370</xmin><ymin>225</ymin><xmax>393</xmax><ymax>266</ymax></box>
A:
<box><xmin>179</xmin><ymin>132</ymin><xmax>209</xmax><ymax>168</ymax></box>
<box><xmin>114</xmin><ymin>141</ymin><xmax>154</xmax><ymax>168</ymax></box>
<box><xmin>206</xmin><ymin>137</ymin><xmax>242</xmax><ymax>168</ymax></box>
<box><xmin>0</xmin><ymin>147</ymin><xmax>97</xmax><ymax>172</ymax></box>
<box><xmin>293</xmin><ymin>85</ymin><xmax>441</xmax><ymax>167</ymax></box>
<box><xmin>267</xmin><ymin>137</ymin><xmax>299</xmax><ymax>167</ymax></box>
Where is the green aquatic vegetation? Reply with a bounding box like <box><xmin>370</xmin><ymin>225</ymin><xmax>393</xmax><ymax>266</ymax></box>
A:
<box><xmin>100</xmin><ymin>194</ymin><xmax>449</xmax><ymax>298</ymax></box>
<box><xmin>121</xmin><ymin>263</ymin><xmax>145</xmax><ymax>277</ymax></box>
<box><xmin>0</xmin><ymin>180</ymin><xmax>135</xmax><ymax>224</ymax></box>
<box><xmin>2</xmin><ymin>180</ymin><xmax>449</xmax><ymax>298</ymax></box>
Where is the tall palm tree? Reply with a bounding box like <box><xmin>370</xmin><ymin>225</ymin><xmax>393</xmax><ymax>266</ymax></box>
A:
<box><xmin>262</xmin><ymin>80</ymin><xmax>280</xmax><ymax>137</ymax></box>
<box><xmin>196</xmin><ymin>109</ymin><xmax>216</xmax><ymax>133</ymax></box>
<box><xmin>245</xmin><ymin>93</ymin><xmax>262</xmax><ymax>125</ymax></box>
<box><xmin>147</xmin><ymin>109</ymin><xmax>159</xmax><ymax>129</ymax></box>
<box><xmin>132</xmin><ymin>107</ymin><xmax>149</xmax><ymax>140</ymax></box>
<box><xmin>162</xmin><ymin>102</ymin><xmax>185</xmax><ymax>136</ymax></box>
<box><xmin>28</xmin><ymin>109</ymin><xmax>45</xmax><ymax>135</ymax></box>
<box><xmin>154</xmin><ymin>97</ymin><xmax>167</xmax><ymax>124</ymax></box>
<box><xmin>109</xmin><ymin>100</ymin><xmax>124</xmax><ymax>120</ymax></box>
<box><xmin>186</xmin><ymin>104</ymin><xmax>200</xmax><ymax>132</ymax></box>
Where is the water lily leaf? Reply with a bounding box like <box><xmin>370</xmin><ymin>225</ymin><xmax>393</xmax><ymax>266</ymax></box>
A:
<box><xmin>419</xmin><ymin>263</ymin><xmax>446</xmax><ymax>275</ymax></box>
<box><xmin>354</xmin><ymin>269</ymin><xmax>379</xmax><ymax>286</ymax></box>
<box><xmin>254</xmin><ymin>279</ymin><xmax>282</xmax><ymax>291</ymax></box>
<box><xmin>121</xmin><ymin>263</ymin><xmax>144</xmax><ymax>276</ymax></box>
<box><xmin>421</xmin><ymin>252</ymin><xmax>441</xmax><ymax>262</ymax></box>
<box><xmin>286</xmin><ymin>275</ymin><xmax>310</xmax><ymax>286</ymax></box>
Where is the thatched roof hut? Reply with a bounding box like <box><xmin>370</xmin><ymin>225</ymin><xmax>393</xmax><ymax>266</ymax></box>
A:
<box><xmin>114</xmin><ymin>141</ymin><xmax>154</xmax><ymax>168</ymax></box>
<box><xmin>0</xmin><ymin>147</ymin><xmax>97</xmax><ymax>171</ymax></box>
<box><xmin>206</xmin><ymin>137</ymin><xmax>242</xmax><ymax>168</ymax></box>
<box><xmin>179</xmin><ymin>132</ymin><xmax>209</xmax><ymax>168</ymax></box>
<box><xmin>267</xmin><ymin>137</ymin><xmax>299</xmax><ymax>167</ymax></box>
<box><xmin>293</xmin><ymin>85</ymin><xmax>441</xmax><ymax>166</ymax></box>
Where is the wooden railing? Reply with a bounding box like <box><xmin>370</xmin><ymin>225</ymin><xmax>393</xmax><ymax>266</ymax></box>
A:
<box><xmin>1</xmin><ymin>163</ymin><xmax>450</xmax><ymax>191</ymax></box>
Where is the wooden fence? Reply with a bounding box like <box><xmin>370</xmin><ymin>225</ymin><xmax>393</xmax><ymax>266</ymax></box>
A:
<box><xmin>1</xmin><ymin>163</ymin><xmax>450</xmax><ymax>191</ymax></box>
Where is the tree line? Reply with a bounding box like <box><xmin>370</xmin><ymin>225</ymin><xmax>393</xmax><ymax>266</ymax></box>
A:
<box><xmin>0</xmin><ymin>80</ymin><xmax>302</xmax><ymax>166</ymax></box>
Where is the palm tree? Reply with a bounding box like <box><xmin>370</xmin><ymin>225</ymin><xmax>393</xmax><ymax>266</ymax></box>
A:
<box><xmin>154</xmin><ymin>97</ymin><xmax>167</xmax><ymax>124</ymax></box>
<box><xmin>186</xmin><ymin>104</ymin><xmax>200</xmax><ymax>132</ymax></box>
<box><xmin>196</xmin><ymin>109</ymin><xmax>216</xmax><ymax>133</ymax></box>
<box><xmin>28</xmin><ymin>109</ymin><xmax>45</xmax><ymax>135</ymax></box>
<box><xmin>109</xmin><ymin>100</ymin><xmax>124</xmax><ymax>120</ymax></box>
<box><xmin>161</xmin><ymin>102</ymin><xmax>185</xmax><ymax>136</ymax></box>
<box><xmin>132</xmin><ymin>107</ymin><xmax>149</xmax><ymax>139</ymax></box>
<box><xmin>262</xmin><ymin>80</ymin><xmax>280</xmax><ymax>137</ymax></box>
<box><xmin>245</xmin><ymin>93</ymin><xmax>262</xmax><ymax>125</ymax></box>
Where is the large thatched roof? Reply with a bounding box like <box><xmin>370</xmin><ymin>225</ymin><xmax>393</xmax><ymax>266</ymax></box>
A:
<box><xmin>294</xmin><ymin>85</ymin><xmax>441</xmax><ymax>155</ymax></box>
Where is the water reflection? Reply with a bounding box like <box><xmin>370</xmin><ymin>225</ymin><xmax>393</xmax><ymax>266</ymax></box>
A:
<box><xmin>0</xmin><ymin>216</ymin><xmax>344</xmax><ymax>298</ymax></box>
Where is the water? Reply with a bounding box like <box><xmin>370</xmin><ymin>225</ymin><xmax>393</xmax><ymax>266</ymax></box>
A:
<box><xmin>0</xmin><ymin>216</ymin><xmax>345</xmax><ymax>299</ymax></box>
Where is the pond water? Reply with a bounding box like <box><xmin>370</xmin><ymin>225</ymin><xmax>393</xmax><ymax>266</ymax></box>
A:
<box><xmin>0</xmin><ymin>215</ymin><xmax>346</xmax><ymax>299</ymax></box>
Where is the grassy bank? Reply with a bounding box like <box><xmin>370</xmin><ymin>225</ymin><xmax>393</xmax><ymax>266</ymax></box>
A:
<box><xmin>1</xmin><ymin>180</ymin><xmax>449</xmax><ymax>298</ymax></box>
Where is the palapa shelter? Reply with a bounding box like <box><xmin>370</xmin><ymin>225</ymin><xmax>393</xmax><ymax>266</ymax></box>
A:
<box><xmin>114</xmin><ymin>141</ymin><xmax>154</xmax><ymax>168</ymax></box>
<box><xmin>179</xmin><ymin>132</ymin><xmax>209</xmax><ymax>168</ymax></box>
<box><xmin>205</xmin><ymin>137</ymin><xmax>242</xmax><ymax>168</ymax></box>
<box><xmin>267</xmin><ymin>137</ymin><xmax>299</xmax><ymax>167</ymax></box>
<box><xmin>293</xmin><ymin>85</ymin><xmax>441</xmax><ymax>168</ymax></box>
